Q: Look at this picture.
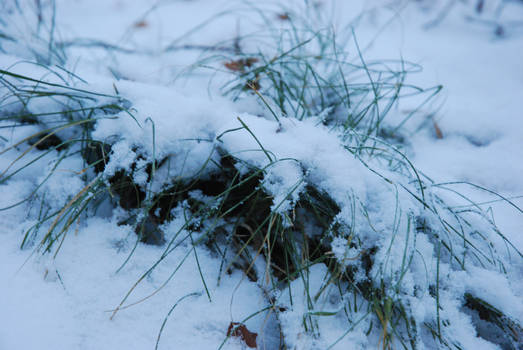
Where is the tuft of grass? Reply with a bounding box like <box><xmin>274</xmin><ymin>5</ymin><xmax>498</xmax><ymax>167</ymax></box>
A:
<box><xmin>185</xmin><ymin>10</ymin><xmax>442</xmax><ymax>141</ymax></box>
<box><xmin>1</xmin><ymin>2</ymin><xmax>522</xmax><ymax>350</ymax></box>
<box><xmin>0</xmin><ymin>0</ymin><xmax>66</xmax><ymax>65</ymax></box>
<box><xmin>0</xmin><ymin>64</ymin><xmax>133</xmax><ymax>252</ymax></box>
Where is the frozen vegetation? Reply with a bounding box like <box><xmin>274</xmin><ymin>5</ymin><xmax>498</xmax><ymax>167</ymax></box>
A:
<box><xmin>0</xmin><ymin>1</ymin><xmax>522</xmax><ymax>349</ymax></box>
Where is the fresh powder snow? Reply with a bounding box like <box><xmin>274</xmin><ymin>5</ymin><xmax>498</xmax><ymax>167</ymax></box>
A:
<box><xmin>1</xmin><ymin>1</ymin><xmax>522</xmax><ymax>349</ymax></box>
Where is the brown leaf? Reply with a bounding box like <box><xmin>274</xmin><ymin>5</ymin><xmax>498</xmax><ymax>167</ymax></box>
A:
<box><xmin>134</xmin><ymin>20</ymin><xmax>148</xmax><ymax>28</ymax></box>
<box><xmin>433</xmin><ymin>122</ymin><xmax>443</xmax><ymax>139</ymax></box>
<box><xmin>227</xmin><ymin>322</ymin><xmax>258</xmax><ymax>348</ymax></box>
<box><xmin>224</xmin><ymin>58</ymin><xmax>259</xmax><ymax>72</ymax></box>
<box><xmin>277</xmin><ymin>13</ymin><xmax>290</xmax><ymax>20</ymax></box>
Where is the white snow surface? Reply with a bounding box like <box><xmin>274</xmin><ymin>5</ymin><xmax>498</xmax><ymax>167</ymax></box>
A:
<box><xmin>1</xmin><ymin>1</ymin><xmax>522</xmax><ymax>349</ymax></box>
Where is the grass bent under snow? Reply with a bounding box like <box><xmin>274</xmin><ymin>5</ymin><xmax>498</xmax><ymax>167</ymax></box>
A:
<box><xmin>0</xmin><ymin>1</ymin><xmax>522</xmax><ymax>349</ymax></box>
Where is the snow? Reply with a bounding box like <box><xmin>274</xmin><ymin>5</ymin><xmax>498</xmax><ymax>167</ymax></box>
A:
<box><xmin>0</xmin><ymin>216</ymin><xmax>275</xmax><ymax>350</ymax></box>
<box><xmin>1</xmin><ymin>0</ymin><xmax>522</xmax><ymax>349</ymax></box>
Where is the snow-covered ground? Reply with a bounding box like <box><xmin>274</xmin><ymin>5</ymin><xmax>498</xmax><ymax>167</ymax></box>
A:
<box><xmin>1</xmin><ymin>1</ymin><xmax>522</xmax><ymax>349</ymax></box>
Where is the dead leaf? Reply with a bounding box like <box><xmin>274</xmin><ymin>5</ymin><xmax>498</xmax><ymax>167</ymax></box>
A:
<box><xmin>277</xmin><ymin>13</ymin><xmax>290</xmax><ymax>20</ymax></box>
<box><xmin>227</xmin><ymin>322</ymin><xmax>257</xmax><ymax>348</ymax></box>
<box><xmin>433</xmin><ymin>122</ymin><xmax>443</xmax><ymax>139</ymax></box>
<box><xmin>224</xmin><ymin>58</ymin><xmax>259</xmax><ymax>72</ymax></box>
<box><xmin>134</xmin><ymin>20</ymin><xmax>148</xmax><ymax>28</ymax></box>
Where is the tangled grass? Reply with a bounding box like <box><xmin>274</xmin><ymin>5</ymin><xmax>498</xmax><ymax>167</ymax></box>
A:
<box><xmin>1</xmin><ymin>1</ymin><xmax>521</xmax><ymax>349</ymax></box>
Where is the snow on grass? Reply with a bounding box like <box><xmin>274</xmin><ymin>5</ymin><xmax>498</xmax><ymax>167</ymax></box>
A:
<box><xmin>1</xmin><ymin>0</ymin><xmax>522</xmax><ymax>349</ymax></box>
